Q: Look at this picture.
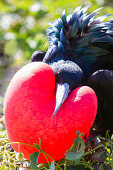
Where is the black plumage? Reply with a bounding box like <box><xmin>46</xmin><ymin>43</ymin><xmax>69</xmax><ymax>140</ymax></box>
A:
<box><xmin>51</xmin><ymin>60</ymin><xmax>83</xmax><ymax>90</ymax></box>
<box><xmin>31</xmin><ymin>50</ymin><xmax>46</xmax><ymax>62</ymax></box>
<box><xmin>88</xmin><ymin>70</ymin><xmax>113</xmax><ymax>136</ymax></box>
<box><xmin>31</xmin><ymin>6</ymin><xmax>113</xmax><ymax>136</ymax></box>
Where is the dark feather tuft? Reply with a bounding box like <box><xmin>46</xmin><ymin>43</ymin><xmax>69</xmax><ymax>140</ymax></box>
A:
<box><xmin>43</xmin><ymin>6</ymin><xmax>113</xmax><ymax>77</ymax></box>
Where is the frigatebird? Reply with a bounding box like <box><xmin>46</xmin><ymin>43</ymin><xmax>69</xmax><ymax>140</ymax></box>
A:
<box><xmin>31</xmin><ymin>6</ymin><xmax>113</xmax><ymax>137</ymax></box>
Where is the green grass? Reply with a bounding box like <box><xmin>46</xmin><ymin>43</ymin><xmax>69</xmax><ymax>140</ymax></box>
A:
<box><xmin>0</xmin><ymin>129</ymin><xmax>113</xmax><ymax>169</ymax></box>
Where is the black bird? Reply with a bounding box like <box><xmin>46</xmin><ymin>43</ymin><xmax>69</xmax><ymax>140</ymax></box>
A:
<box><xmin>31</xmin><ymin>6</ymin><xmax>113</xmax><ymax>136</ymax></box>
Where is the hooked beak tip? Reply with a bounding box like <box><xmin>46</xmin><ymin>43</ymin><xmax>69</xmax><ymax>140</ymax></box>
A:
<box><xmin>52</xmin><ymin>107</ymin><xmax>59</xmax><ymax>118</ymax></box>
<box><xmin>52</xmin><ymin>111</ymin><xmax>56</xmax><ymax>118</ymax></box>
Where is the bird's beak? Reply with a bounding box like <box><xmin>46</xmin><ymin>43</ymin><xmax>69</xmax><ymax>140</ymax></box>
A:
<box><xmin>52</xmin><ymin>83</ymin><xmax>70</xmax><ymax>117</ymax></box>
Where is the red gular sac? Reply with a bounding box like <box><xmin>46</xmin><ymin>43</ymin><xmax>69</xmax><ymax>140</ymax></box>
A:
<box><xmin>4</xmin><ymin>62</ymin><xmax>97</xmax><ymax>163</ymax></box>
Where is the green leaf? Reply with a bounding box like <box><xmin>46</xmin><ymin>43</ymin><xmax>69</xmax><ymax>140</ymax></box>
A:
<box><xmin>29</xmin><ymin>152</ymin><xmax>39</xmax><ymax>170</ymax></box>
<box><xmin>0</xmin><ymin>165</ymin><xmax>9</xmax><ymax>170</ymax></box>
<box><xmin>99</xmin><ymin>164</ymin><xmax>104</xmax><ymax>170</ymax></box>
<box><xmin>65</xmin><ymin>152</ymin><xmax>81</xmax><ymax>161</ymax></box>
<box><xmin>50</xmin><ymin>161</ymin><xmax>55</xmax><ymax>170</ymax></box>
<box><xmin>74</xmin><ymin>165</ymin><xmax>88</xmax><ymax>170</ymax></box>
<box><xmin>76</xmin><ymin>130</ymin><xmax>84</xmax><ymax>137</ymax></box>
<box><xmin>65</xmin><ymin>136</ymin><xmax>85</xmax><ymax>162</ymax></box>
<box><xmin>76</xmin><ymin>130</ymin><xmax>80</xmax><ymax>136</ymax></box>
<box><xmin>73</xmin><ymin>136</ymin><xmax>82</xmax><ymax>145</ymax></box>
<box><xmin>66</xmin><ymin>166</ymin><xmax>75</xmax><ymax>170</ymax></box>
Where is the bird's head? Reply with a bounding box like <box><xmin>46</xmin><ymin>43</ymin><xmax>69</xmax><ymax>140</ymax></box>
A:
<box><xmin>51</xmin><ymin>60</ymin><xmax>84</xmax><ymax>117</ymax></box>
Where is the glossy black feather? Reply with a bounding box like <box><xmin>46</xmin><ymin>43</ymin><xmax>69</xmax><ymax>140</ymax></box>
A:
<box><xmin>31</xmin><ymin>50</ymin><xmax>46</xmax><ymax>62</ymax></box>
<box><xmin>51</xmin><ymin>60</ymin><xmax>83</xmax><ymax>90</ymax></box>
<box><xmin>88</xmin><ymin>70</ymin><xmax>113</xmax><ymax>136</ymax></box>
<box><xmin>43</xmin><ymin>7</ymin><xmax>113</xmax><ymax>78</ymax></box>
